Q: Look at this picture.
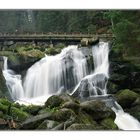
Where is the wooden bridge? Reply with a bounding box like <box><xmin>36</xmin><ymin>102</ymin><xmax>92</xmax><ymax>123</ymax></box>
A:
<box><xmin>0</xmin><ymin>33</ymin><xmax>115</xmax><ymax>45</ymax></box>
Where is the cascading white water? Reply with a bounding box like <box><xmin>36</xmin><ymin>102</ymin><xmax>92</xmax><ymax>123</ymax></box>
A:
<box><xmin>2</xmin><ymin>45</ymin><xmax>88</xmax><ymax>105</ymax></box>
<box><xmin>72</xmin><ymin>41</ymin><xmax>140</xmax><ymax>130</ymax></box>
<box><xmin>111</xmin><ymin>101</ymin><xmax>140</xmax><ymax>130</ymax></box>
<box><xmin>72</xmin><ymin>42</ymin><xmax>109</xmax><ymax>97</ymax></box>
<box><xmin>2</xmin><ymin>57</ymin><xmax>24</xmax><ymax>101</ymax></box>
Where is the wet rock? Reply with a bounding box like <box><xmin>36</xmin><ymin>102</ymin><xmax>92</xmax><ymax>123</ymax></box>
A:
<box><xmin>115</xmin><ymin>89</ymin><xmax>140</xmax><ymax>109</ymax></box>
<box><xmin>51</xmin><ymin>108</ymin><xmax>76</xmax><ymax>122</ymax></box>
<box><xmin>66</xmin><ymin>123</ymin><xmax>101</xmax><ymax>130</ymax></box>
<box><xmin>76</xmin><ymin>111</ymin><xmax>97</xmax><ymax>125</ymax></box>
<box><xmin>22</xmin><ymin>105</ymin><xmax>42</xmax><ymax>115</ymax></box>
<box><xmin>0</xmin><ymin>111</ymin><xmax>3</xmax><ymax>118</ymax></box>
<box><xmin>45</xmin><ymin>95</ymin><xmax>64</xmax><ymax>109</ymax></box>
<box><xmin>59</xmin><ymin>93</ymin><xmax>76</xmax><ymax>103</ymax></box>
<box><xmin>109</xmin><ymin>73</ymin><xmax>128</xmax><ymax>86</ymax></box>
<box><xmin>107</xmin><ymin>81</ymin><xmax>120</xmax><ymax>94</ymax></box>
<box><xmin>126</xmin><ymin>105</ymin><xmax>140</xmax><ymax>121</ymax></box>
<box><xmin>37</xmin><ymin>120</ymin><xmax>59</xmax><ymax>130</ymax></box>
<box><xmin>88</xmin><ymin>37</ymin><xmax>99</xmax><ymax>46</ymax></box>
<box><xmin>80</xmin><ymin>100</ymin><xmax>115</xmax><ymax>121</ymax></box>
<box><xmin>20</xmin><ymin>112</ymin><xmax>53</xmax><ymax>129</ymax></box>
<box><xmin>10</xmin><ymin>107</ymin><xmax>30</xmax><ymax>122</ymax></box>
<box><xmin>81</xmin><ymin>38</ymin><xmax>89</xmax><ymax>46</ymax></box>
<box><xmin>100</xmin><ymin>118</ymin><xmax>118</xmax><ymax>130</ymax></box>
<box><xmin>0</xmin><ymin>59</ymin><xmax>10</xmax><ymax>99</ymax></box>
<box><xmin>0</xmin><ymin>118</ymin><xmax>8</xmax><ymax>129</ymax></box>
<box><xmin>61</xmin><ymin>101</ymin><xmax>80</xmax><ymax>113</ymax></box>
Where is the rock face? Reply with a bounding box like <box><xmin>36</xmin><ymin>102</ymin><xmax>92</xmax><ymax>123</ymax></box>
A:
<box><xmin>0</xmin><ymin>58</ymin><xmax>10</xmax><ymax>99</ymax></box>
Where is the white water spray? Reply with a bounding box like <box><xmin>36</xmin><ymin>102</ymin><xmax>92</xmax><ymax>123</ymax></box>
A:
<box><xmin>2</xmin><ymin>45</ymin><xmax>88</xmax><ymax>105</ymax></box>
<box><xmin>72</xmin><ymin>42</ymin><xmax>109</xmax><ymax>97</ymax></box>
<box><xmin>2</xmin><ymin>57</ymin><xmax>24</xmax><ymax>101</ymax></box>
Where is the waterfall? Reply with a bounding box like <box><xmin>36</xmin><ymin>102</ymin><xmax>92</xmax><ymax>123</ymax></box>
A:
<box><xmin>72</xmin><ymin>42</ymin><xmax>109</xmax><ymax>97</ymax></box>
<box><xmin>72</xmin><ymin>41</ymin><xmax>140</xmax><ymax>130</ymax></box>
<box><xmin>2</xmin><ymin>57</ymin><xmax>24</xmax><ymax>101</ymax></box>
<box><xmin>2</xmin><ymin>42</ymin><xmax>140</xmax><ymax>130</ymax></box>
<box><xmin>2</xmin><ymin>45</ymin><xmax>88</xmax><ymax>105</ymax></box>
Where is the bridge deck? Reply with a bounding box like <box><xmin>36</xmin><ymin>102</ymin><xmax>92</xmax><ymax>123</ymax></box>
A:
<box><xmin>0</xmin><ymin>34</ymin><xmax>115</xmax><ymax>44</ymax></box>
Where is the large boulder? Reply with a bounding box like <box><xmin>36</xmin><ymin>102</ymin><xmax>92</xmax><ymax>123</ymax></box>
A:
<box><xmin>61</xmin><ymin>101</ymin><xmax>80</xmax><ymax>113</ymax></box>
<box><xmin>20</xmin><ymin>112</ymin><xmax>53</xmax><ymax>129</ymax></box>
<box><xmin>126</xmin><ymin>105</ymin><xmax>140</xmax><ymax>121</ymax></box>
<box><xmin>115</xmin><ymin>89</ymin><xmax>140</xmax><ymax>109</ymax></box>
<box><xmin>80</xmin><ymin>100</ymin><xmax>115</xmax><ymax>121</ymax></box>
<box><xmin>45</xmin><ymin>95</ymin><xmax>64</xmax><ymax>109</ymax></box>
<box><xmin>50</xmin><ymin>108</ymin><xmax>76</xmax><ymax>122</ymax></box>
<box><xmin>100</xmin><ymin>118</ymin><xmax>118</xmax><ymax>130</ymax></box>
<box><xmin>0</xmin><ymin>49</ymin><xmax>45</xmax><ymax>73</ymax></box>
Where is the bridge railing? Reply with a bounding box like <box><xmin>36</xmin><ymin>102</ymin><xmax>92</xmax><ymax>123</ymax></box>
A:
<box><xmin>0</xmin><ymin>33</ymin><xmax>115</xmax><ymax>38</ymax></box>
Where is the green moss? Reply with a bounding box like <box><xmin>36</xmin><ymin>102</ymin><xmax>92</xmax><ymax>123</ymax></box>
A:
<box><xmin>11</xmin><ymin>107</ymin><xmax>30</xmax><ymax>122</ymax></box>
<box><xmin>0</xmin><ymin>98</ymin><xmax>11</xmax><ymax>106</ymax></box>
<box><xmin>100</xmin><ymin>118</ymin><xmax>118</xmax><ymax>130</ymax></box>
<box><xmin>76</xmin><ymin>111</ymin><xmax>96</xmax><ymax>125</ymax></box>
<box><xmin>127</xmin><ymin>105</ymin><xmax>140</xmax><ymax>121</ymax></box>
<box><xmin>67</xmin><ymin>123</ymin><xmax>101</xmax><ymax>130</ymax></box>
<box><xmin>0</xmin><ymin>102</ymin><xmax>8</xmax><ymax>114</ymax></box>
<box><xmin>45</xmin><ymin>95</ymin><xmax>64</xmax><ymax>109</ymax></box>
<box><xmin>55</xmin><ymin>43</ymin><xmax>65</xmax><ymax>49</ymax></box>
<box><xmin>45</xmin><ymin>47</ymin><xmax>61</xmax><ymax>55</ymax></box>
<box><xmin>18</xmin><ymin>49</ymin><xmax>45</xmax><ymax>59</ymax></box>
<box><xmin>115</xmin><ymin>89</ymin><xmax>139</xmax><ymax>108</ymax></box>
<box><xmin>51</xmin><ymin>108</ymin><xmax>76</xmax><ymax>122</ymax></box>
<box><xmin>15</xmin><ymin>45</ymin><xmax>33</xmax><ymax>53</ymax></box>
<box><xmin>21</xmin><ymin>105</ymin><xmax>42</xmax><ymax>115</ymax></box>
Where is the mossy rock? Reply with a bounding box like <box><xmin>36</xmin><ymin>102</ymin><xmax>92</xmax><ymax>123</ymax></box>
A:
<box><xmin>38</xmin><ymin>107</ymin><xmax>59</xmax><ymax>115</ymax></box>
<box><xmin>45</xmin><ymin>47</ymin><xmax>61</xmax><ymax>55</ymax></box>
<box><xmin>0</xmin><ymin>98</ymin><xmax>11</xmax><ymax>106</ymax></box>
<box><xmin>18</xmin><ymin>49</ymin><xmax>45</xmax><ymax>59</ymax></box>
<box><xmin>22</xmin><ymin>105</ymin><xmax>42</xmax><ymax>115</ymax></box>
<box><xmin>80</xmin><ymin>100</ymin><xmax>115</xmax><ymax>121</ymax></box>
<box><xmin>76</xmin><ymin>111</ymin><xmax>97</xmax><ymax>125</ymax></box>
<box><xmin>0</xmin><ymin>102</ymin><xmax>8</xmax><ymax>114</ymax></box>
<box><xmin>0</xmin><ymin>111</ymin><xmax>4</xmax><ymax>118</ymax></box>
<box><xmin>59</xmin><ymin>93</ymin><xmax>76</xmax><ymax>103</ymax></box>
<box><xmin>115</xmin><ymin>89</ymin><xmax>140</xmax><ymax>109</ymax></box>
<box><xmin>21</xmin><ymin>112</ymin><xmax>53</xmax><ymax>130</ymax></box>
<box><xmin>66</xmin><ymin>123</ymin><xmax>102</xmax><ymax>130</ymax></box>
<box><xmin>107</xmin><ymin>81</ymin><xmax>120</xmax><ymax>94</ymax></box>
<box><xmin>51</xmin><ymin>108</ymin><xmax>76</xmax><ymax>122</ymax></box>
<box><xmin>100</xmin><ymin>118</ymin><xmax>118</xmax><ymax>130</ymax></box>
<box><xmin>61</xmin><ymin>101</ymin><xmax>80</xmax><ymax>113</ymax></box>
<box><xmin>37</xmin><ymin>120</ymin><xmax>59</xmax><ymax>130</ymax></box>
<box><xmin>109</xmin><ymin>73</ymin><xmax>128</xmax><ymax>85</ymax></box>
<box><xmin>10</xmin><ymin>107</ymin><xmax>30</xmax><ymax>122</ymax></box>
<box><xmin>126</xmin><ymin>105</ymin><xmax>140</xmax><ymax>121</ymax></box>
<box><xmin>45</xmin><ymin>95</ymin><xmax>64</xmax><ymax>109</ymax></box>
